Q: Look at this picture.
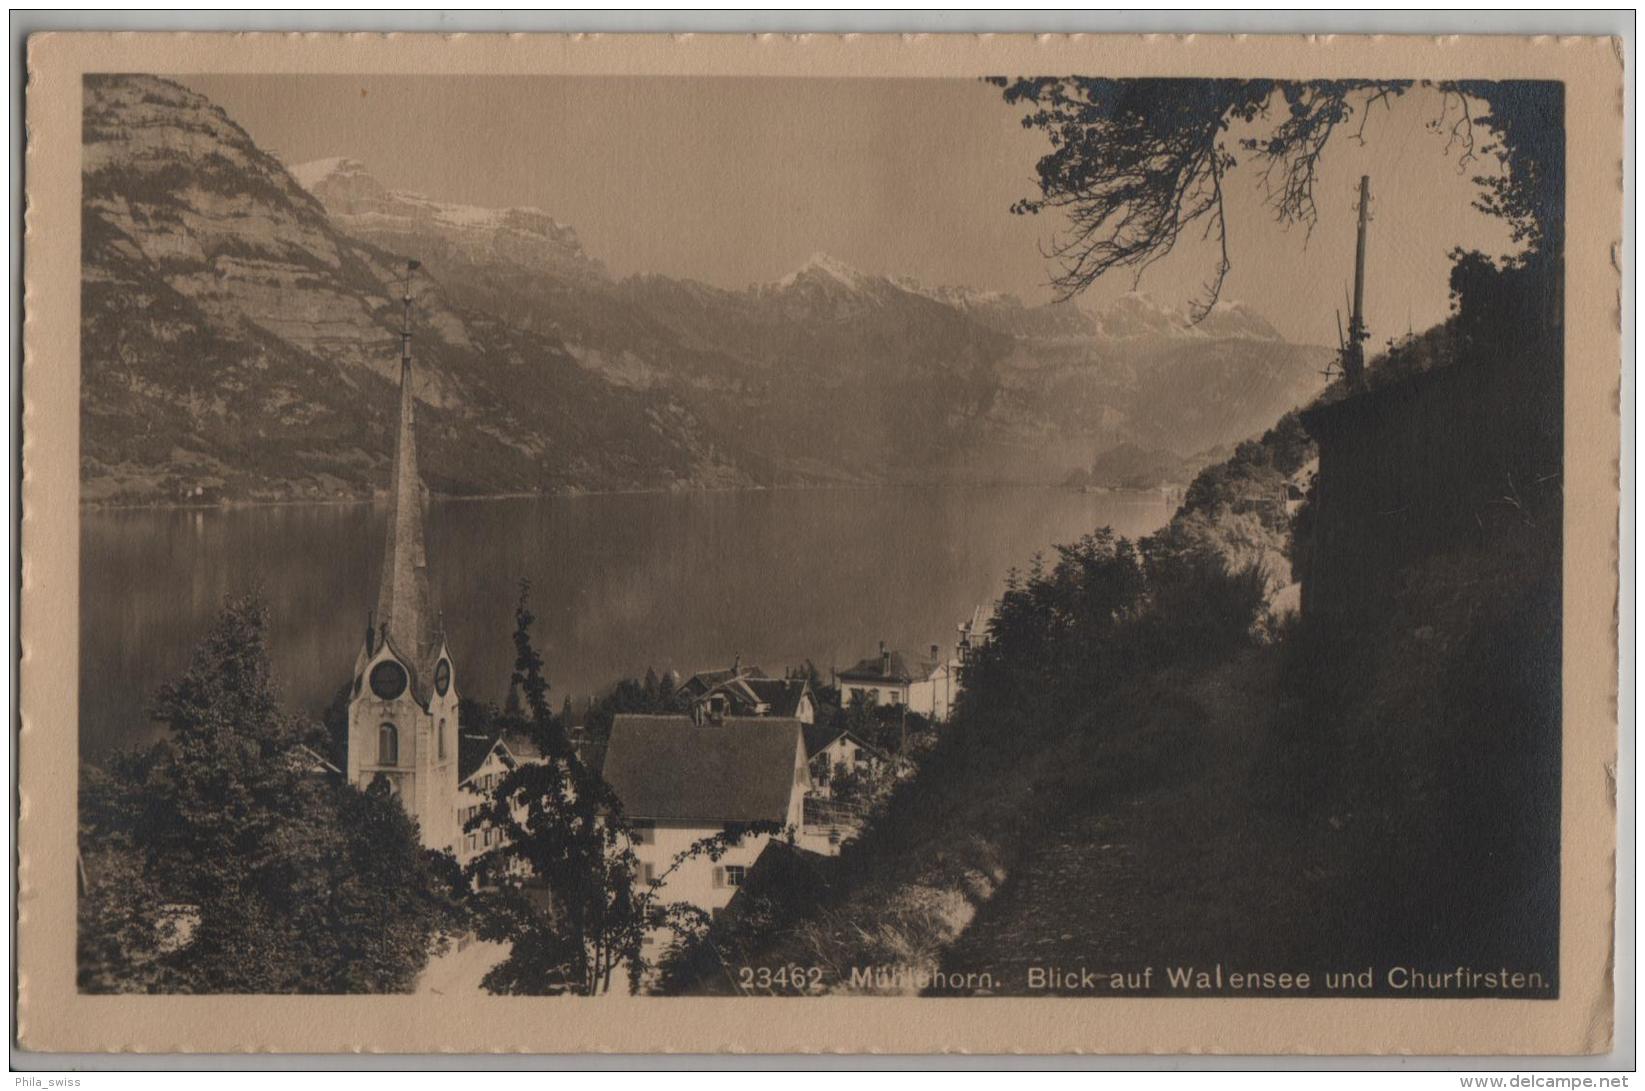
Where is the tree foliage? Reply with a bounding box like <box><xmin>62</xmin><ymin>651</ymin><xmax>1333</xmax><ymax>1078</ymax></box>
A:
<box><xmin>467</xmin><ymin>585</ymin><xmax>782</xmax><ymax>995</ymax></box>
<box><xmin>78</xmin><ymin>592</ymin><xmax>465</xmax><ymax>993</ymax></box>
<box><xmin>989</xmin><ymin>77</ymin><xmax>1562</xmax><ymax>313</ymax></box>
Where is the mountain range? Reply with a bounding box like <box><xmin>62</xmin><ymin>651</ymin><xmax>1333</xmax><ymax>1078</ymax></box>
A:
<box><xmin>80</xmin><ymin>75</ymin><xmax>1332</xmax><ymax>506</ymax></box>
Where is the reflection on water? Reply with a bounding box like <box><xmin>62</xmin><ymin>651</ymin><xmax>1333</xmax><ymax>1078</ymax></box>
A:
<box><xmin>80</xmin><ymin>487</ymin><xmax>1173</xmax><ymax>762</ymax></box>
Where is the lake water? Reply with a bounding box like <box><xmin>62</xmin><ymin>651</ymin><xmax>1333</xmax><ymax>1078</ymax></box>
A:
<box><xmin>80</xmin><ymin>487</ymin><xmax>1174</xmax><ymax>761</ymax></box>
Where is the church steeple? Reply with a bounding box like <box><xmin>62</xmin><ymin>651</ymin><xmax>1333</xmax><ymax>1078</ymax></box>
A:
<box><xmin>346</xmin><ymin>259</ymin><xmax>460</xmax><ymax>854</ymax></box>
<box><xmin>375</xmin><ymin>259</ymin><xmax>437</xmax><ymax>696</ymax></box>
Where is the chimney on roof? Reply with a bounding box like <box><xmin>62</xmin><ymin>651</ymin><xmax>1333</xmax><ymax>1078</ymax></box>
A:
<box><xmin>733</xmin><ymin>652</ymin><xmax>741</xmax><ymax>675</ymax></box>
<box><xmin>880</xmin><ymin>642</ymin><xmax>891</xmax><ymax>676</ymax></box>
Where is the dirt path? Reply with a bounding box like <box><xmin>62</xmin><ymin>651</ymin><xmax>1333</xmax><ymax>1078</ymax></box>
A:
<box><xmin>934</xmin><ymin>648</ymin><xmax>1351</xmax><ymax>997</ymax></box>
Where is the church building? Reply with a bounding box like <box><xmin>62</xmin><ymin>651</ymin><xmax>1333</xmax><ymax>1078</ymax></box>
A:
<box><xmin>344</xmin><ymin>262</ymin><xmax>461</xmax><ymax>853</ymax></box>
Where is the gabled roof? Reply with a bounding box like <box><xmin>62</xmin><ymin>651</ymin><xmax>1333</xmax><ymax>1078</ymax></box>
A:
<box><xmin>458</xmin><ymin>727</ymin><xmax>545</xmax><ymax>784</ymax></box>
<box><xmin>457</xmin><ymin>732</ymin><xmax>496</xmax><ymax>783</ymax></box>
<box><xmin>603</xmin><ymin>714</ymin><xmax>803</xmax><ymax>824</ymax></box>
<box><xmin>742</xmin><ymin>677</ymin><xmax>810</xmax><ymax>717</ymax></box>
<box><xmin>287</xmin><ymin>743</ymin><xmax>343</xmax><ymax>777</ymax></box>
<box><xmin>680</xmin><ymin>664</ymin><xmax>768</xmax><ymax>696</ymax></box>
<box><xmin>802</xmin><ymin>722</ymin><xmax>882</xmax><ymax>760</ymax></box>
<box><xmin>838</xmin><ymin>650</ymin><xmax>914</xmax><ymax>684</ymax></box>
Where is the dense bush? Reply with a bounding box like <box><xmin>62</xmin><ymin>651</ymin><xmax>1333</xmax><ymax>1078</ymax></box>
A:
<box><xmin>78</xmin><ymin>593</ymin><xmax>467</xmax><ymax>993</ymax></box>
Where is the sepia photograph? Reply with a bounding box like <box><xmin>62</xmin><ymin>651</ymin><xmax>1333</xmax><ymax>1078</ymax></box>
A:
<box><xmin>18</xmin><ymin>29</ymin><xmax>1623</xmax><ymax>1058</ymax></box>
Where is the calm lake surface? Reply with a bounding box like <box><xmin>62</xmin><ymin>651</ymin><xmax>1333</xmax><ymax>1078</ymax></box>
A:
<box><xmin>80</xmin><ymin>487</ymin><xmax>1173</xmax><ymax>761</ymax></box>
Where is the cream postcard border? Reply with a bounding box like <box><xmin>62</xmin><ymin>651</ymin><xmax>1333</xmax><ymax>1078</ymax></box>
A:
<box><xmin>19</xmin><ymin>31</ymin><xmax>1623</xmax><ymax>1055</ymax></box>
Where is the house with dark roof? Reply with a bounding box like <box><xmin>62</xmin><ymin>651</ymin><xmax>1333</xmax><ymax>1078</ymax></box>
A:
<box><xmin>676</xmin><ymin>659</ymin><xmax>815</xmax><ymax>725</ymax></box>
<box><xmin>836</xmin><ymin>641</ymin><xmax>958</xmax><ymax>721</ymax></box>
<box><xmin>677</xmin><ymin>659</ymin><xmax>768</xmax><ymax>702</ymax></box>
<box><xmin>691</xmin><ymin>674</ymin><xmax>815</xmax><ymax>725</ymax></box>
<box><xmin>602</xmin><ymin>713</ymin><xmax>808</xmax><ymax>918</ymax></box>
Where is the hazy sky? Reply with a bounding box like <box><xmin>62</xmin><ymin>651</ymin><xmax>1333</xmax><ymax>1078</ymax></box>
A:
<box><xmin>181</xmin><ymin>75</ymin><xmax>1518</xmax><ymax>346</ymax></box>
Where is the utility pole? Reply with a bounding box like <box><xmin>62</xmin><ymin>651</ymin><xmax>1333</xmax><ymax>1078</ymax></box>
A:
<box><xmin>1343</xmin><ymin>176</ymin><xmax>1371</xmax><ymax>388</ymax></box>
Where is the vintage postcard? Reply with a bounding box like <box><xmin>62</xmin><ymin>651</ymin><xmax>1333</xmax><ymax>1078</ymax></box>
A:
<box><xmin>19</xmin><ymin>32</ymin><xmax>1623</xmax><ymax>1055</ymax></box>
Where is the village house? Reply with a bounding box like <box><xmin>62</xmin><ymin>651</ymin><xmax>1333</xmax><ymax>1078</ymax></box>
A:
<box><xmin>802</xmin><ymin>721</ymin><xmax>884</xmax><ymax>797</ymax></box>
<box><xmin>455</xmin><ymin>728</ymin><xmax>544</xmax><ymax>872</ymax></box>
<box><xmin>601</xmin><ymin>713</ymin><xmax>809</xmax><ymax>922</ymax></box>
<box><xmin>677</xmin><ymin>659</ymin><xmax>815</xmax><ymax>724</ymax></box>
<box><xmin>699</xmin><ymin>675</ymin><xmax>814</xmax><ymax>724</ymax></box>
<box><xmin>677</xmin><ymin>659</ymin><xmax>766</xmax><ymax>704</ymax></box>
<box><xmin>836</xmin><ymin>642</ymin><xmax>958</xmax><ymax>721</ymax></box>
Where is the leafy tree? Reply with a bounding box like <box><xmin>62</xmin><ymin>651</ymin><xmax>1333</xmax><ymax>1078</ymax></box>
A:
<box><xmin>460</xmin><ymin>695</ymin><xmax>499</xmax><ymax>739</ymax></box>
<box><xmin>78</xmin><ymin>592</ymin><xmax>465</xmax><ymax>993</ymax></box>
<box><xmin>577</xmin><ymin>669</ymin><xmax>680</xmax><ymax>758</ymax></box>
<box><xmin>506</xmin><ymin>578</ymin><xmax>554</xmax><ymax>749</ymax></box>
<box><xmin>316</xmin><ymin>679</ymin><xmax>352</xmax><ymax>767</ymax></box>
<box><xmin>468</xmin><ymin>587</ymin><xmax>784</xmax><ymax>994</ymax></box>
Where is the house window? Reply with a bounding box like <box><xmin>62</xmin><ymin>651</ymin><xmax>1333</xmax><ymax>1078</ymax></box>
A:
<box><xmin>642</xmin><ymin>863</ymin><xmax>656</xmax><ymax>884</ymax></box>
<box><xmin>724</xmin><ymin>865</ymin><xmax>747</xmax><ymax>888</ymax></box>
<box><xmin>378</xmin><ymin>723</ymin><xmax>398</xmax><ymax>766</ymax></box>
<box><xmin>888</xmin><ymin>691</ymin><xmax>902</xmax><ymax>705</ymax></box>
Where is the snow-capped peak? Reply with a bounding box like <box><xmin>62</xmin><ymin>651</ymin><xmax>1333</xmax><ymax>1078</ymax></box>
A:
<box><xmin>1196</xmin><ymin>298</ymin><xmax>1282</xmax><ymax>340</ymax></box>
<box><xmin>288</xmin><ymin>155</ymin><xmax>602</xmax><ymax>278</ymax></box>
<box><xmin>287</xmin><ymin>156</ymin><xmax>373</xmax><ymax>194</ymax></box>
<box><xmin>778</xmin><ymin>251</ymin><xmax>871</xmax><ymax>290</ymax></box>
<box><xmin>1095</xmin><ymin>291</ymin><xmax>1193</xmax><ymax>338</ymax></box>
<box><xmin>890</xmin><ymin>274</ymin><xmax>1011</xmax><ymax>309</ymax></box>
<box><xmin>1090</xmin><ymin>291</ymin><xmax>1283</xmax><ymax>341</ymax></box>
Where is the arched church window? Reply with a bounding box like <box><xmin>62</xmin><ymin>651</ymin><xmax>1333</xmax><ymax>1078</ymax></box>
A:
<box><xmin>438</xmin><ymin>718</ymin><xmax>447</xmax><ymax>760</ymax></box>
<box><xmin>379</xmin><ymin>723</ymin><xmax>399</xmax><ymax>766</ymax></box>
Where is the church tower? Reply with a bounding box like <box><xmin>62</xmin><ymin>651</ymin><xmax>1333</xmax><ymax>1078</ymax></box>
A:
<box><xmin>346</xmin><ymin>260</ymin><xmax>460</xmax><ymax>853</ymax></box>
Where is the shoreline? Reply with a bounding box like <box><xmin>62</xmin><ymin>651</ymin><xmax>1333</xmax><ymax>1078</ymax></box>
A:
<box><xmin>80</xmin><ymin>479</ymin><xmax>1188</xmax><ymax>514</ymax></box>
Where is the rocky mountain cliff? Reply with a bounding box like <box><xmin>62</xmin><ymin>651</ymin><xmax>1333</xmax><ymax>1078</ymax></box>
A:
<box><xmin>81</xmin><ymin>76</ymin><xmax>1333</xmax><ymax>504</ymax></box>
<box><xmin>300</xmin><ymin>154</ymin><xmax>1332</xmax><ymax>488</ymax></box>
<box><xmin>81</xmin><ymin>77</ymin><xmax>760</xmax><ymax>505</ymax></box>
